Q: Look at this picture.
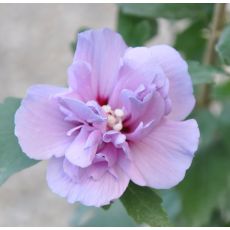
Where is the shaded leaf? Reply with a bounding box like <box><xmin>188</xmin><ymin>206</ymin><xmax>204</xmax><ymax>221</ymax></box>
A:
<box><xmin>175</xmin><ymin>21</ymin><xmax>207</xmax><ymax>61</ymax></box>
<box><xmin>176</xmin><ymin>140</ymin><xmax>230</xmax><ymax>226</ymax></box>
<box><xmin>206</xmin><ymin>209</ymin><xmax>230</xmax><ymax>227</ymax></box>
<box><xmin>70</xmin><ymin>200</ymin><xmax>137</xmax><ymax>227</ymax></box>
<box><xmin>217</xmin><ymin>178</ymin><xmax>230</xmax><ymax>224</ymax></box>
<box><xmin>119</xmin><ymin>3</ymin><xmax>213</xmax><ymax>20</ymax></box>
<box><xmin>159</xmin><ymin>189</ymin><xmax>182</xmax><ymax>222</ymax></box>
<box><xmin>188</xmin><ymin>61</ymin><xmax>220</xmax><ymax>85</ymax></box>
<box><xmin>120</xmin><ymin>182</ymin><xmax>169</xmax><ymax>226</ymax></box>
<box><xmin>219</xmin><ymin>101</ymin><xmax>230</xmax><ymax>126</ymax></box>
<box><xmin>212</xmin><ymin>80</ymin><xmax>230</xmax><ymax>100</ymax></box>
<box><xmin>101</xmin><ymin>203</ymin><xmax>111</xmax><ymax>211</ymax></box>
<box><xmin>216</xmin><ymin>25</ymin><xmax>230</xmax><ymax>65</ymax></box>
<box><xmin>193</xmin><ymin>109</ymin><xmax>218</xmax><ymax>149</ymax></box>
<box><xmin>117</xmin><ymin>9</ymin><xmax>158</xmax><ymax>46</ymax></box>
<box><xmin>0</xmin><ymin>98</ymin><xmax>39</xmax><ymax>185</ymax></box>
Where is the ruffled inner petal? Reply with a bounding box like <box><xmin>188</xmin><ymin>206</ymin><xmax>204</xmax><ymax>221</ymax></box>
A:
<box><xmin>121</xmin><ymin>85</ymin><xmax>166</xmax><ymax>130</ymax></box>
<box><xmin>65</xmin><ymin>127</ymin><xmax>101</xmax><ymax>167</ymax></box>
<box><xmin>58</xmin><ymin>96</ymin><xmax>106</xmax><ymax>125</ymax></box>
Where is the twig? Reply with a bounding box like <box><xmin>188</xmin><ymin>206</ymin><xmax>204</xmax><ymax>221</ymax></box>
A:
<box><xmin>200</xmin><ymin>3</ymin><xmax>226</xmax><ymax>107</ymax></box>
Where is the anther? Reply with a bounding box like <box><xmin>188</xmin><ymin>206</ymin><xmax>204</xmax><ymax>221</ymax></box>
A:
<box><xmin>114</xmin><ymin>108</ymin><xmax>124</xmax><ymax>118</ymax></box>
<box><xmin>102</xmin><ymin>105</ymin><xmax>112</xmax><ymax>113</ymax></box>
<box><xmin>102</xmin><ymin>104</ymin><xmax>125</xmax><ymax>132</ymax></box>
<box><xmin>107</xmin><ymin>115</ymin><xmax>116</xmax><ymax>127</ymax></box>
<box><xmin>113</xmin><ymin>122</ymin><xmax>123</xmax><ymax>132</ymax></box>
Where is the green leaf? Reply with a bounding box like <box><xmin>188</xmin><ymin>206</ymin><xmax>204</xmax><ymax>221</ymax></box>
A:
<box><xmin>206</xmin><ymin>209</ymin><xmax>230</xmax><ymax>227</ymax></box>
<box><xmin>216</xmin><ymin>25</ymin><xmax>230</xmax><ymax>65</ymax></box>
<box><xmin>0</xmin><ymin>98</ymin><xmax>39</xmax><ymax>185</ymax></box>
<box><xmin>159</xmin><ymin>189</ymin><xmax>182</xmax><ymax>222</ymax></box>
<box><xmin>101</xmin><ymin>203</ymin><xmax>111</xmax><ymax>210</ymax></box>
<box><xmin>219</xmin><ymin>101</ymin><xmax>230</xmax><ymax>127</ymax></box>
<box><xmin>175</xmin><ymin>21</ymin><xmax>207</xmax><ymax>61</ymax></box>
<box><xmin>218</xmin><ymin>178</ymin><xmax>230</xmax><ymax>224</ymax></box>
<box><xmin>119</xmin><ymin>4</ymin><xmax>213</xmax><ymax>20</ymax></box>
<box><xmin>117</xmin><ymin>9</ymin><xmax>158</xmax><ymax>46</ymax></box>
<box><xmin>188</xmin><ymin>61</ymin><xmax>220</xmax><ymax>85</ymax></box>
<box><xmin>193</xmin><ymin>109</ymin><xmax>218</xmax><ymax>149</ymax></box>
<box><xmin>120</xmin><ymin>182</ymin><xmax>170</xmax><ymax>226</ymax></box>
<box><xmin>176</xmin><ymin>140</ymin><xmax>230</xmax><ymax>226</ymax></box>
<box><xmin>212</xmin><ymin>80</ymin><xmax>230</xmax><ymax>100</ymax></box>
<box><xmin>70</xmin><ymin>200</ymin><xmax>137</xmax><ymax>227</ymax></box>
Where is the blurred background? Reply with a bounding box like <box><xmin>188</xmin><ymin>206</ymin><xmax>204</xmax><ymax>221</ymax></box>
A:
<box><xmin>0</xmin><ymin>4</ymin><xmax>117</xmax><ymax>226</ymax></box>
<box><xmin>1</xmin><ymin>3</ymin><xmax>230</xmax><ymax>227</ymax></box>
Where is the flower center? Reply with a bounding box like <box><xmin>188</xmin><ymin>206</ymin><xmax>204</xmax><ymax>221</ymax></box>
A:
<box><xmin>102</xmin><ymin>105</ymin><xmax>124</xmax><ymax>131</ymax></box>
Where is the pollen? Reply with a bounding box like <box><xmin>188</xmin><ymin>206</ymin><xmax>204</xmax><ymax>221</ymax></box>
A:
<box><xmin>102</xmin><ymin>105</ymin><xmax>124</xmax><ymax>131</ymax></box>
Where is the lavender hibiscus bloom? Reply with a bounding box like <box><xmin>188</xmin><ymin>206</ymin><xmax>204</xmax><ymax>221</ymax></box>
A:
<box><xmin>15</xmin><ymin>28</ymin><xmax>199</xmax><ymax>207</ymax></box>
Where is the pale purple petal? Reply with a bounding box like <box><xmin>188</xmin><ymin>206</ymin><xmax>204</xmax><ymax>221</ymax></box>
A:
<box><xmin>118</xmin><ymin>153</ymin><xmax>146</xmax><ymax>186</ymax></box>
<box><xmin>85</xmin><ymin>161</ymin><xmax>108</xmax><ymax>180</ymax></box>
<box><xmin>15</xmin><ymin>85</ymin><xmax>74</xmax><ymax>160</ymax></box>
<box><xmin>72</xmin><ymin>28</ymin><xmax>127</xmax><ymax>101</ymax></box>
<box><xmin>129</xmin><ymin>119</ymin><xmax>200</xmax><ymax>189</ymax></box>
<box><xmin>68</xmin><ymin>60</ymin><xmax>95</xmax><ymax>101</ymax></box>
<box><xmin>47</xmin><ymin>157</ymin><xmax>74</xmax><ymax>197</ymax></box>
<box><xmin>63</xmin><ymin>158</ymin><xmax>85</xmax><ymax>183</ymax></box>
<box><xmin>150</xmin><ymin>45</ymin><xmax>195</xmax><ymax>120</ymax></box>
<box><xmin>47</xmin><ymin>157</ymin><xmax>129</xmax><ymax>207</ymax></box>
<box><xmin>65</xmin><ymin>128</ymin><xmax>101</xmax><ymax>167</ymax></box>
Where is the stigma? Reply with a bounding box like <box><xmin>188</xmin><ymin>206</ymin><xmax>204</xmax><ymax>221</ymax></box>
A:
<box><xmin>102</xmin><ymin>105</ymin><xmax>124</xmax><ymax>131</ymax></box>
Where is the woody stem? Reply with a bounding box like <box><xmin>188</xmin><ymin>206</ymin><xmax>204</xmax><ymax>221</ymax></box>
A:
<box><xmin>200</xmin><ymin>3</ymin><xmax>226</xmax><ymax>107</ymax></box>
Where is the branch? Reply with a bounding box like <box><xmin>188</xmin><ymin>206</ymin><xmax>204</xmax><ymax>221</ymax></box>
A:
<box><xmin>200</xmin><ymin>3</ymin><xmax>226</xmax><ymax>107</ymax></box>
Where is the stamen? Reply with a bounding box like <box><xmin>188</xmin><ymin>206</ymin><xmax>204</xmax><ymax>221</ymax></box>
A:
<box><xmin>107</xmin><ymin>115</ymin><xmax>116</xmax><ymax>127</ymax></box>
<box><xmin>102</xmin><ymin>104</ymin><xmax>125</xmax><ymax>132</ymax></box>
<box><xmin>113</xmin><ymin>122</ymin><xmax>123</xmax><ymax>131</ymax></box>
<box><xmin>102</xmin><ymin>105</ymin><xmax>112</xmax><ymax>113</ymax></box>
<box><xmin>114</xmin><ymin>109</ymin><xmax>124</xmax><ymax>118</ymax></box>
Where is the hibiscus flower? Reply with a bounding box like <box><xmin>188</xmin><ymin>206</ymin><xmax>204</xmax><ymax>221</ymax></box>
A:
<box><xmin>15</xmin><ymin>28</ymin><xmax>199</xmax><ymax>207</ymax></box>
